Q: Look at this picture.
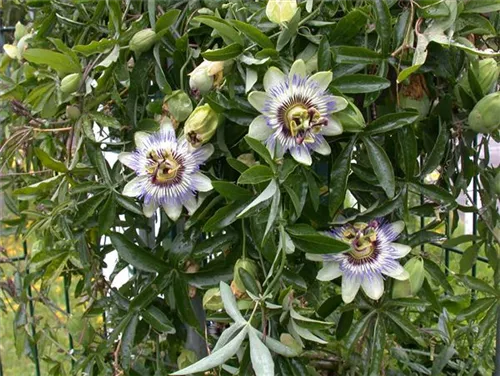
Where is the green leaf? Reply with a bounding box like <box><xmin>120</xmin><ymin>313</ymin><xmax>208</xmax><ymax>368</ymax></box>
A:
<box><xmin>109</xmin><ymin>232</ymin><xmax>169</xmax><ymax>273</ymax></box>
<box><xmin>201</xmin><ymin>43</ymin><xmax>243</xmax><ymax>61</ymax></box>
<box><xmin>229</xmin><ymin>20</ymin><xmax>274</xmax><ymax>49</ymax></box>
<box><xmin>34</xmin><ymin>148</ymin><xmax>68</xmax><ymax>173</ymax></box>
<box><xmin>115</xmin><ymin>194</ymin><xmax>143</xmax><ymax>215</ymax></box>
<box><xmin>332</xmin><ymin>74</ymin><xmax>390</xmax><ymax>94</ymax></box>
<box><xmin>238</xmin><ymin>165</ymin><xmax>274</xmax><ymax>185</ymax></box>
<box><xmin>365</xmin><ymin>111</ymin><xmax>419</xmax><ymax>135</ymax></box>
<box><xmin>74</xmin><ymin>194</ymin><xmax>107</xmax><ymax>226</ymax></box>
<box><xmin>98</xmin><ymin>194</ymin><xmax>116</xmax><ymax>233</ymax></box>
<box><xmin>192</xmin><ymin>231</ymin><xmax>239</xmax><ymax>258</ymax></box>
<box><xmin>73</xmin><ymin>39</ymin><xmax>115</xmax><ymax>56</ymax></box>
<box><xmin>239</xmin><ymin>268</ymin><xmax>260</xmax><ymax>296</ymax></box>
<box><xmin>333</xmin><ymin>46</ymin><xmax>383</xmax><ymax>64</ymax></box>
<box><xmin>90</xmin><ymin>112</ymin><xmax>121</xmax><ymax>129</ymax></box>
<box><xmin>362</xmin><ymin>136</ymin><xmax>395</xmax><ymax>198</ymax></box>
<box><xmin>85</xmin><ymin>140</ymin><xmax>113</xmax><ymax>185</ymax></box>
<box><xmin>156</xmin><ymin>9</ymin><xmax>181</xmax><ymax>32</ymax></box>
<box><xmin>397</xmin><ymin>126</ymin><xmax>417</xmax><ymax>178</ymax></box>
<box><xmin>249</xmin><ymin>325</ymin><xmax>275</xmax><ymax>376</ymax></box>
<box><xmin>194</xmin><ymin>16</ymin><xmax>243</xmax><ymax>45</ymax></box>
<box><xmin>121</xmin><ymin>314</ymin><xmax>138</xmax><ymax>370</ymax></box>
<box><xmin>244</xmin><ymin>136</ymin><xmax>275</xmax><ymax>168</ymax></box>
<box><xmin>408</xmin><ymin>182</ymin><xmax>455</xmax><ymax>206</ymax></box>
<box><xmin>23</xmin><ymin>48</ymin><xmax>81</xmax><ymax>75</ymax></box>
<box><xmin>456</xmin><ymin>297</ymin><xmax>496</xmax><ymax>322</ymax></box>
<box><xmin>170</xmin><ymin>326</ymin><xmax>248</xmax><ymax>375</ymax></box>
<box><xmin>463</xmin><ymin>0</ymin><xmax>500</xmax><ymax>13</ymax></box>
<box><xmin>211</xmin><ymin>181</ymin><xmax>254</xmax><ymax>201</ymax></box>
<box><xmin>317</xmin><ymin>36</ymin><xmax>332</xmax><ymax>71</ymax></box>
<box><xmin>142</xmin><ymin>305</ymin><xmax>176</xmax><ymax>334</ymax></box>
<box><xmin>276</xmin><ymin>9</ymin><xmax>300</xmax><ymax>51</ymax></box>
<box><xmin>459</xmin><ymin>242</ymin><xmax>481</xmax><ymax>274</ymax></box>
<box><xmin>316</xmin><ymin>296</ymin><xmax>343</xmax><ymax>319</ymax></box>
<box><xmin>431</xmin><ymin>345</ymin><xmax>456</xmax><ymax>376</ymax></box>
<box><xmin>329</xmin><ymin>137</ymin><xmax>356</xmax><ymax>216</ymax></box>
<box><xmin>442</xmin><ymin>234</ymin><xmax>480</xmax><ymax>247</ymax></box>
<box><xmin>238</xmin><ymin>180</ymin><xmax>277</xmax><ymax>218</ymax></box>
<box><xmin>173</xmin><ymin>274</ymin><xmax>200</xmax><ymax>327</ymax></box>
<box><xmin>345</xmin><ymin>311</ymin><xmax>374</xmax><ymax>349</ymax></box>
<box><xmin>204</xmin><ymin>201</ymin><xmax>249</xmax><ymax>232</ymax></box>
<box><xmin>373</xmin><ymin>0</ymin><xmax>392</xmax><ymax>55</ymax></box>
<box><xmin>420</xmin><ymin>120</ymin><xmax>448</xmax><ymax>177</ymax></box>
<box><xmin>456</xmin><ymin>275</ymin><xmax>498</xmax><ymax>296</ymax></box>
<box><xmin>385</xmin><ymin>311</ymin><xmax>426</xmax><ymax>347</ymax></box>
<box><xmin>286</xmin><ymin>224</ymin><xmax>350</xmax><ymax>254</ymax></box>
<box><xmin>330</xmin><ymin>8</ymin><xmax>368</xmax><ymax>44</ymax></box>
<box><xmin>368</xmin><ymin>316</ymin><xmax>386</xmax><ymax>375</ymax></box>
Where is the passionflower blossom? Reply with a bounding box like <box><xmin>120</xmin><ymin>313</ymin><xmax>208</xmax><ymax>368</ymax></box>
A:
<box><xmin>118</xmin><ymin>121</ymin><xmax>214</xmax><ymax>221</ymax></box>
<box><xmin>247</xmin><ymin>59</ymin><xmax>347</xmax><ymax>165</ymax></box>
<box><xmin>308</xmin><ymin>220</ymin><xmax>412</xmax><ymax>303</ymax></box>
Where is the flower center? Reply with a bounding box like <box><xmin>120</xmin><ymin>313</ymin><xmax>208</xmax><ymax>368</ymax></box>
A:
<box><xmin>284</xmin><ymin>104</ymin><xmax>328</xmax><ymax>145</ymax></box>
<box><xmin>146</xmin><ymin>150</ymin><xmax>181</xmax><ymax>185</ymax></box>
<box><xmin>342</xmin><ymin>223</ymin><xmax>378</xmax><ymax>261</ymax></box>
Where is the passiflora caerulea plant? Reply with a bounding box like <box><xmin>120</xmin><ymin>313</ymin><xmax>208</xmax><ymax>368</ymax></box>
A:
<box><xmin>1</xmin><ymin>0</ymin><xmax>500</xmax><ymax>375</ymax></box>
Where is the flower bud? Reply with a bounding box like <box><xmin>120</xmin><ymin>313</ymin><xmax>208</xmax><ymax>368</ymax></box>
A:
<box><xmin>398</xmin><ymin>74</ymin><xmax>431</xmax><ymax>120</ymax></box>
<box><xmin>202</xmin><ymin>287</ymin><xmax>224</xmax><ymax>311</ymax></box>
<box><xmin>184</xmin><ymin>104</ymin><xmax>219</xmax><ymax>147</ymax></box>
<box><xmin>129</xmin><ymin>29</ymin><xmax>157</xmax><ymax>54</ymax></box>
<box><xmin>331</xmin><ymin>100</ymin><xmax>366</xmax><ymax>132</ymax></box>
<box><xmin>392</xmin><ymin>257</ymin><xmax>424</xmax><ymax>299</ymax></box>
<box><xmin>266</xmin><ymin>0</ymin><xmax>298</xmax><ymax>24</ymax></box>
<box><xmin>3</xmin><ymin>44</ymin><xmax>18</xmax><ymax>60</ymax></box>
<box><xmin>66</xmin><ymin>105</ymin><xmax>81</xmax><ymax>120</ymax></box>
<box><xmin>468</xmin><ymin>92</ymin><xmax>500</xmax><ymax>134</ymax></box>
<box><xmin>189</xmin><ymin>60</ymin><xmax>224</xmax><ymax>95</ymax></box>
<box><xmin>164</xmin><ymin>90</ymin><xmax>193</xmax><ymax>123</ymax></box>
<box><xmin>233</xmin><ymin>258</ymin><xmax>258</xmax><ymax>294</ymax></box>
<box><xmin>60</xmin><ymin>73</ymin><xmax>82</xmax><ymax>94</ymax></box>
<box><xmin>14</xmin><ymin>22</ymin><xmax>27</xmax><ymax>41</ymax></box>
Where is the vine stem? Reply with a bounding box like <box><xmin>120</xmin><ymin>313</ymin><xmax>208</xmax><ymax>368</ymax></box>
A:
<box><xmin>241</xmin><ymin>219</ymin><xmax>247</xmax><ymax>259</ymax></box>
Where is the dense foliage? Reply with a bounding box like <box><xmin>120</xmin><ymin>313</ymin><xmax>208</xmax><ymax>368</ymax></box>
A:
<box><xmin>1</xmin><ymin>0</ymin><xmax>500</xmax><ymax>375</ymax></box>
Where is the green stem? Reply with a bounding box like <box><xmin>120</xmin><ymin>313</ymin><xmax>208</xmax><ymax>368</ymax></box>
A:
<box><xmin>241</xmin><ymin>219</ymin><xmax>247</xmax><ymax>260</ymax></box>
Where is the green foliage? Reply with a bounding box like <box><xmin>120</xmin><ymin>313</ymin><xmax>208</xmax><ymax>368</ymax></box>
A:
<box><xmin>0</xmin><ymin>0</ymin><xmax>499</xmax><ymax>375</ymax></box>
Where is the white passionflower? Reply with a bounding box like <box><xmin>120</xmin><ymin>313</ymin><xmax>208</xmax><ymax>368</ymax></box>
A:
<box><xmin>119</xmin><ymin>121</ymin><xmax>214</xmax><ymax>221</ymax></box>
<box><xmin>247</xmin><ymin>59</ymin><xmax>347</xmax><ymax>165</ymax></box>
<box><xmin>308</xmin><ymin>220</ymin><xmax>412</xmax><ymax>303</ymax></box>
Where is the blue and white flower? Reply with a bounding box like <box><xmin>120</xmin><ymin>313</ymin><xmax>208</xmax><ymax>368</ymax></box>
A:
<box><xmin>119</xmin><ymin>121</ymin><xmax>214</xmax><ymax>221</ymax></box>
<box><xmin>247</xmin><ymin>59</ymin><xmax>347</xmax><ymax>165</ymax></box>
<box><xmin>308</xmin><ymin>220</ymin><xmax>411</xmax><ymax>303</ymax></box>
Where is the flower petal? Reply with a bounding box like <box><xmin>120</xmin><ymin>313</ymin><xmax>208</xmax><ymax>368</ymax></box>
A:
<box><xmin>383</xmin><ymin>263</ymin><xmax>409</xmax><ymax>281</ymax></box>
<box><xmin>248</xmin><ymin>91</ymin><xmax>269</xmax><ymax>112</ymax></box>
<box><xmin>160</xmin><ymin>120</ymin><xmax>175</xmax><ymax>139</ymax></box>
<box><xmin>323</xmin><ymin>117</ymin><xmax>343</xmax><ymax>136</ymax></box>
<box><xmin>192</xmin><ymin>172</ymin><xmax>213</xmax><ymax>192</ymax></box>
<box><xmin>311</xmin><ymin>136</ymin><xmax>331</xmax><ymax>156</ymax></box>
<box><xmin>307</xmin><ymin>71</ymin><xmax>333</xmax><ymax>91</ymax></box>
<box><xmin>134</xmin><ymin>131</ymin><xmax>151</xmax><ymax>149</ymax></box>
<box><xmin>183</xmin><ymin>195</ymin><xmax>198</xmax><ymax>215</ymax></box>
<box><xmin>118</xmin><ymin>152</ymin><xmax>138</xmax><ymax>170</ymax></box>
<box><xmin>361</xmin><ymin>275</ymin><xmax>384</xmax><ymax>300</ymax></box>
<box><xmin>193</xmin><ymin>143</ymin><xmax>214</xmax><ymax>164</ymax></box>
<box><xmin>388</xmin><ymin>221</ymin><xmax>405</xmax><ymax>238</ymax></box>
<box><xmin>249</xmin><ymin>115</ymin><xmax>273</xmax><ymax>141</ymax></box>
<box><xmin>264</xmin><ymin>66</ymin><xmax>285</xmax><ymax>91</ymax></box>
<box><xmin>331</xmin><ymin>96</ymin><xmax>348</xmax><ymax>112</ymax></box>
<box><xmin>290</xmin><ymin>146</ymin><xmax>312</xmax><ymax>165</ymax></box>
<box><xmin>143</xmin><ymin>201</ymin><xmax>158</xmax><ymax>218</ymax></box>
<box><xmin>306</xmin><ymin>253</ymin><xmax>324</xmax><ymax>262</ymax></box>
<box><xmin>342</xmin><ymin>274</ymin><xmax>361</xmax><ymax>304</ymax></box>
<box><xmin>391</xmin><ymin>243</ymin><xmax>412</xmax><ymax>259</ymax></box>
<box><xmin>317</xmin><ymin>262</ymin><xmax>342</xmax><ymax>281</ymax></box>
<box><xmin>289</xmin><ymin>59</ymin><xmax>306</xmax><ymax>79</ymax></box>
<box><xmin>122</xmin><ymin>176</ymin><xmax>145</xmax><ymax>197</ymax></box>
<box><xmin>163</xmin><ymin>201</ymin><xmax>182</xmax><ymax>221</ymax></box>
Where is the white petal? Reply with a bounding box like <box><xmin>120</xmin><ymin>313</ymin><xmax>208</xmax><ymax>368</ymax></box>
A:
<box><xmin>192</xmin><ymin>172</ymin><xmax>213</xmax><ymax>192</ymax></box>
<box><xmin>317</xmin><ymin>262</ymin><xmax>342</xmax><ymax>281</ymax></box>
<box><xmin>383</xmin><ymin>264</ymin><xmax>410</xmax><ymax>281</ymax></box>
<box><xmin>307</xmin><ymin>71</ymin><xmax>333</xmax><ymax>91</ymax></box>
<box><xmin>323</xmin><ymin>117</ymin><xmax>343</xmax><ymax>136</ymax></box>
<box><xmin>290</xmin><ymin>146</ymin><xmax>312</xmax><ymax>166</ymax></box>
<box><xmin>391</xmin><ymin>243</ymin><xmax>412</xmax><ymax>259</ymax></box>
<box><xmin>183</xmin><ymin>195</ymin><xmax>198</xmax><ymax>215</ymax></box>
<box><xmin>332</xmin><ymin>96</ymin><xmax>348</xmax><ymax>112</ymax></box>
<box><xmin>160</xmin><ymin>120</ymin><xmax>175</xmax><ymax>138</ymax></box>
<box><xmin>118</xmin><ymin>152</ymin><xmax>137</xmax><ymax>170</ymax></box>
<box><xmin>361</xmin><ymin>275</ymin><xmax>384</xmax><ymax>301</ymax></box>
<box><xmin>306</xmin><ymin>253</ymin><xmax>324</xmax><ymax>262</ymax></box>
<box><xmin>122</xmin><ymin>176</ymin><xmax>144</xmax><ymax>197</ymax></box>
<box><xmin>143</xmin><ymin>201</ymin><xmax>158</xmax><ymax>218</ymax></box>
<box><xmin>289</xmin><ymin>59</ymin><xmax>306</xmax><ymax>79</ymax></box>
<box><xmin>163</xmin><ymin>201</ymin><xmax>182</xmax><ymax>221</ymax></box>
<box><xmin>248</xmin><ymin>115</ymin><xmax>273</xmax><ymax>141</ymax></box>
<box><xmin>248</xmin><ymin>91</ymin><xmax>268</xmax><ymax>112</ymax></box>
<box><xmin>264</xmin><ymin>66</ymin><xmax>285</xmax><ymax>91</ymax></box>
<box><xmin>134</xmin><ymin>131</ymin><xmax>150</xmax><ymax>149</ymax></box>
<box><xmin>311</xmin><ymin>137</ymin><xmax>331</xmax><ymax>156</ymax></box>
<box><xmin>193</xmin><ymin>143</ymin><xmax>214</xmax><ymax>163</ymax></box>
<box><xmin>342</xmin><ymin>275</ymin><xmax>361</xmax><ymax>304</ymax></box>
<box><xmin>389</xmin><ymin>221</ymin><xmax>405</xmax><ymax>237</ymax></box>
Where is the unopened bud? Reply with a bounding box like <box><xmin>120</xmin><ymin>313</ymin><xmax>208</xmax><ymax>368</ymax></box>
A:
<box><xmin>398</xmin><ymin>74</ymin><xmax>431</xmax><ymax>120</ymax></box>
<box><xmin>66</xmin><ymin>105</ymin><xmax>81</xmax><ymax>120</ymax></box>
<box><xmin>202</xmin><ymin>287</ymin><xmax>224</xmax><ymax>311</ymax></box>
<box><xmin>266</xmin><ymin>0</ymin><xmax>298</xmax><ymax>24</ymax></box>
<box><xmin>177</xmin><ymin>349</ymin><xmax>197</xmax><ymax>371</ymax></box>
<box><xmin>233</xmin><ymin>258</ymin><xmax>258</xmax><ymax>294</ymax></box>
<box><xmin>129</xmin><ymin>29</ymin><xmax>157</xmax><ymax>54</ymax></box>
<box><xmin>164</xmin><ymin>90</ymin><xmax>193</xmax><ymax>123</ymax></box>
<box><xmin>189</xmin><ymin>60</ymin><xmax>224</xmax><ymax>95</ymax></box>
<box><xmin>60</xmin><ymin>73</ymin><xmax>82</xmax><ymax>94</ymax></box>
<box><xmin>468</xmin><ymin>92</ymin><xmax>500</xmax><ymax>134</ymax></box>
<box><xmin>184</xmin><ymin>104</ymin><xmax>219</xmax><ymax>147</ymax></box>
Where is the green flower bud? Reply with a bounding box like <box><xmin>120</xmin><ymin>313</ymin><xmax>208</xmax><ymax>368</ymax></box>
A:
<box><xmin>233</xmin><ymin>258</ymin><xmax>258</xmax><ymax>294</ymax></box>
<box><xmin>468</xmin><ymin>92</ymin><xmax>500</xmax><ymax>134</ymax></box>
<box><xmin>392</xmin><ymin>257</ymin><xmax>424</xmax><ymax>299</ymax></box>
<box><xmin>331</xmin><ymin>100</ymin><xmax>366</xmax><ymax>132</ymax></box>
<box><xmin>456</xmin><ymin>59</ymin><xmax>499</xmax><ymax>103</ymax></box>
<box><xmin>164</xmin><ymin>90</ymin><xmax>193</xmax><ymax>123</ymax></box>
<box><xmin>129</xmin><ymin>29</ymin><xmax>157</xmax><ymax>54</ymax></box>
<box><xmin>202</xmin><ymin>287</ymin><xmax>224</xmax><ymax>311</ymax></box>
<box><xmin>398</xmin><ymin>74</ymin><xmax>431</xmax><ymax>120</ymax></box>
<box><xmin>3</xmin><ymin>44</ymin><xmax>18</xmax><ymax>60</ymax></box>
<box><xmin>66</xmin><ymin>105</ymin><xmax>81</xmax><ymax>120</ymax></box>
<box><xmin>14</xmin><ymin>22</ymin><xmax>27</xmax><ymax>41</ymax></box>
<box><xmin>266</xmin><ymin>0</ymin><xmax>298</xmax><ymax>24</ymax></box>
<box><xmin>177</xmin><ymin>349</ymin><xmax>197</xmax><ymax>371</ymax></box>
<box><xmin>189</xmin><ymin>60</ymin><xmax>225</xmax><ymax>95</ymax></box>
<box><xmin>184</xmin><ymin>104</ymin><xmax>219</xmax><ymax>147</ymax></box>
<box><xmin>60</xmin><ymin>73</ymin><xmax>82</xmax><ymax>94</ymax></box>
